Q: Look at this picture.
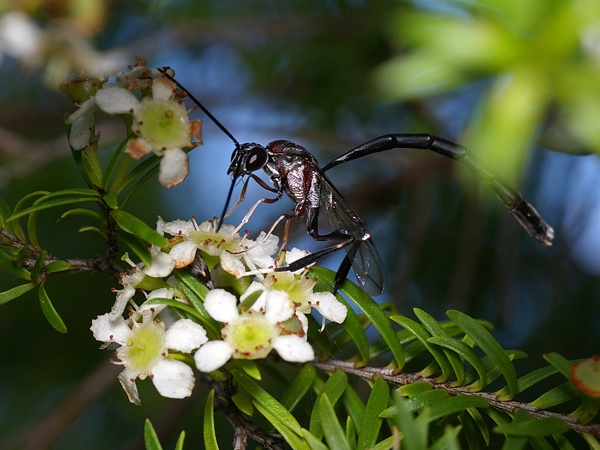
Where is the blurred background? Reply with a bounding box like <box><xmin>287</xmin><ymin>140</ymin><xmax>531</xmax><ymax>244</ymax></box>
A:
<box><xmin>1</xmin><ymin>0</ymin><xmax>600</xmax><ymax>448</ymax></box>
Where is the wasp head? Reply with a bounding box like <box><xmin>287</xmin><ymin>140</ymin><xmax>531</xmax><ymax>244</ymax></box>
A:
<box><xmin>218</xmin><ymin>143</ymin><xmax>269</xmax><ymax>231</ymax></box>
<box><xmin>228</xmin><ymin>143</ymin><xmax>268</xmax><ymax>178</ymax></box>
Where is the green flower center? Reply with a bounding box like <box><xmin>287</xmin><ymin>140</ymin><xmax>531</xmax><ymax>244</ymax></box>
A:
<box><xmin>125</xmin><ymin>320</ymin><xmax>165</xmax><ymax>375</ymax></box>
<box><xmin>188</xmin><ymin>230</ymin><xmax>242</xmax><ymax>255</ymax></box>
<box><xmin>224</xmin><ymin>314</ymin><xmax>277</xmax><ymax>359</ymax></box>
<box><xmin>133</xmin><ymin>98</ymin><xmax>190</xmax><ymax>150</ymax></box>
<box><xmin>268</xmin><ymin>273</ymin><xmax>313</xmax><ymax>308</ymax></box>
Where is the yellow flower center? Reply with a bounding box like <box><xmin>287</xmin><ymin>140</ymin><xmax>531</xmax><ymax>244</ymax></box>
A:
<box><xmin>223</xmin><ymin>314</ymin><xmax>278</xmax><ymax>359</ymax></box>
<box><xmin>134</xmin><ymin>97</ymin><xmax>190</xmax><ymax>150</ymax></box>
<box><xmin>124</xmin><ymin>320</ymin><xmax>165</xmax><ymax>375</ymax></box>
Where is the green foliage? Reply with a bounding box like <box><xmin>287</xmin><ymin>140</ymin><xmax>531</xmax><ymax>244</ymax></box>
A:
<box><xmin>2</xmin><ymin>2</ymin><xmax>600</xmax><ymax>449</ymax></box>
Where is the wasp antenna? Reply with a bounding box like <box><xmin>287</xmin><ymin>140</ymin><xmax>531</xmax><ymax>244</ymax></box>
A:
<box><xmin>158</xmin><ymin>68</ymin><xmax>240</xmax><ymax>148</ymax></box>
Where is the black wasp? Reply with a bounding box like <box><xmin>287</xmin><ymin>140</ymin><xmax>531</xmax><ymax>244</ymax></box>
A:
<box><xmin>160</xmin><ymin>69</ymin><xmax>554</xmax><ymax>296</ymax></box>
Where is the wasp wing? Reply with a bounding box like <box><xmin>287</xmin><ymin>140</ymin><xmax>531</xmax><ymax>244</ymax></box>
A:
<box><xmin>318</xmin><ymin>173</ymin><xmax>385</xmax><ymax>296</ymax></box>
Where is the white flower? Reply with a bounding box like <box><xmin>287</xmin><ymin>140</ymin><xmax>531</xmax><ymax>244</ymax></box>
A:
<box><xmin>65</xmin><ymin>96</ymin><xmax>98</xmax><ymax>150</ymax></box>
<box><xmin>108</xmin><ymin>253</ymin><xmax>174</xmax><ymax>320</ymax></box>
<box><xmin>143</xmin><ymin>247</ymin><xmax>176</xmax><ymax>278</ymax></box>
<box><xmin>64</xmin><ymin>62</ymin><xmax>200</xmax><ymax>187</ymax></box>
<box><xmin>261</xmin><ymin>261</ymin><xmax>347</xmax><ymax>326</ymax></box>
<box><xmin>0</xmin><ymin>12</ymin><xmax>42</xmax><ymax>63</ymax></box>
<box><xmin>194</xmin><ymin>289</ymin><xmax>314</xmax><ymax>372</ymax></box>
<box><xmin>109</xmin><ymin>269</ymin><xmax>145</xmax><ymax>320</ymax></box>
<box><xmin>159</xmin><ymin>217</ymin><xmax>279</xmax><ymax>277</ymax></box>
<box><xmin>95</xmin><ymin>77</ymin><xmax>200</xmax><ymax>187</ymax></box>
<box><xmin>91</xmin><ymin>313</ymin><xmax>207</xmax><ymax>405</ymax></box>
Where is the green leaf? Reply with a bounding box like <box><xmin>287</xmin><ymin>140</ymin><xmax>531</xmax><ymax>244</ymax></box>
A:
<box><xmin>318</xmin><ymin>394</ymin><xmax>352</xmax><ymax>450</ymax></box>
<box><xmin>253</xmin><ymin>401</ymin><xmax>310</xmax><ymax>450</ymax></box>
<box><xmin>118</xmin><ymin>232</ymin><xmax>152</xmax><ymax>267</ymax></box>
<box><xmin>26</xmin><ymin>208</ymin><xmax>40</xmax><ymax>250</ymax></box>
<box><xmin>389</xmin><ymin>392</ymin><xmax>428</xmax><ymax>450</ymax></box>
<box><xmin>143</xmin><ymin>419</ymin><xmax>164</xmax><ymax>450</ymax></box>
<box><xmin>400</xmin><ymin>382</ymin><xmax>433</xmax><ymax>397</ymax></box>
<box><xmin>0</xmin><ymin>198</ymin><xmax>12</xmax><ymax>225</ymax></box>
<box><xmin>414</xmin><ymin>308</ymin><xmax>464</xmax><ymax>383</ymax></box>
<box><xmin>0</xmin><ymin>249</ymin><xmax>31</xmax><ymax>280</ymax></box>
<box><xmin>111</xmin><ymin>210</ymin><xmax>167</xmax><ymax>247</ymax></box>
<box><xmin>528</xmin><ymin>382</ymin><xmax>579</xmax><ymax>409</ymax></box>
<box><xmin>232</xmin><ymin>369</ymin><xmax>303</xmax><ymax>436</ymax></box>
<box><xmin>392</xmin><ymin>314</ymin><xmax>451</xmax><ymax>381</ymax></box>
<box><xmin>544</xmin><ymin>353</ymin><xmax>573</xmax><ymax>379</ymax></box>
<box><xmin>495</xmin><ymin>409</ymin><xmax>568</xmax><ymax>437</ymax></box>
<box><xmin>0</xmin><ymin>282</ymin><xmax>35</xmax><ymax>304</ymax></box>
<box><xmin>232</xmin><ymin>390</ymin><xmax>254</xmax><ymax>417</ymax></box>
<box><xmin>309</xmin><ymin>266</ymin><xmax>404</xmax><ymax>367</ymax></box>
<box><xmin>59</xmin><ymin>207</ymin><xmax>103</xmax><ymax>221</ymax></box>
<box><xmin>382</xmin><ymin>390</ymin><xmax>449</xmax><ymax>418</ymax></box>
<box><xmin>174</xmin><ymin>431</ymin><xmax>186</xmax><ymax>450</ymax></box>
<box><xmin>425</xmin><ymin>395</ymin><xmax>489</xmax><ymax>423</ymax></box>
<box><xmin>497</xmin><ymin>364</ymin><xmax>558</xmax><ymax>398</ymax></box>
<box><xmin>173</xmin><ymin>271</ymin><xmax>220</xmax><ymax>338</ymax></box>
<box><xmin>30</xmin><ymin>250</ymin><xmax>47</xmax><ymax>283</ymax></box>
<box><xmin>428</xmin><ymin>335</ymin><xmax>487</xmax><ymax>389</ymax></box>
<box><xmin>203</xmin><ymin>390</ymin><xmax>219</xmax><ymax>450</ymax></box>
<box><xmin>345</xmin><ymin>416</ymin><xmax>356</xmax><ymax>448</ymax></box>
<box><xmin>448</xmin><ymin>310</ymin><xmax>517</xmax><ymax>399</ymax></box>
<box><xmin>39</xmin><ymin>284</ymin><xmax>67</xmax><ymax>333</ymax></box>
<box><xmin>102</xmin><ymin>193</ymin><xmax>119</xmax><ymax>210</ymax></box>
<box><xmin>302</xmin><ymin>428</ymin><xmax>330</xmax><ymax>450</ymax></box>
<box><xmin>235</xmin><ymin>360</ymin><xmax>262</xmax><ymax>380</ymax></box>
<box><xmin>356</xmin><ymin>377</ymin><xmax>389</xmax><ymax>450</ymax></box>
<box><xmin>367</xmin><ymin>435</ymin><xmax>396</xmax><ymax>450</ymax></box>
<box><xmin>465</xmin><ymin>406</ymin><xmax>490</xmax><ymax>446</ymax></box>
<box><xmin>78</xmin><ymin>226</ymin><xmax>108</xmax><ymax>239</ymax></box>
<box><xmin>78</xmin><ymin>144</ymin><xmax>103</xmax><ymax>187</ymax></box>
<box><xmin>342</xmin><ymin>383</ymin><xmax>366</xmax><ymax>435</ymax></box>
<box><xmin>281</xmin><ymin>364</ymin><xmax>317</xmax><ymax>412</ymax></box>
<box><xmin>45</xmin><ymin>260</ymin><xmax>72</xmax><ymax>275</ymax></box>
<box><xmin>102</xmin><ymin>135</ymin><xmax>131</xmax><ymax>192</ymax></box>
<box><xmin>429</xmin><ymin>425</ymin><xmax>462</xmax><ymax>450</ymax></box>
<box><xmin>310</xmin><ymin>370</ymin><xmax>348</xmax><ymax>438</ymax></box>
<box><xmin>143</xmin><ymin>298</ymin><xmax>203</xmax><ymax>321</ymax></box>
<box><xmin>8</xmin><ymin>190</ymin><xmax>101</xmax><ymax>221</ymax></box>
<box><xmin>337</xmin><ymin>295</ymin><xmax>370</xmax><ymax>363</ymax></box>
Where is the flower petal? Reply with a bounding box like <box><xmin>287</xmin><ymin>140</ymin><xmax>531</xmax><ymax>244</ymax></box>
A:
<box><xmin>311</xmin><ymin>291</ymin><xmax>347</xmax><ymax>323</ymax></box>
<box><xmin>159</xmin><ymin>218</ymin><xmax>195</xmax><ymax>236</ymax></box>
<box><xmin>151</xmin><ymin>358</ymin><xmax>195</xmax><ymax>399</ymax></box>
<box><xmin>165</xmin><ymin>319</ymin><xmax>208</xmax><ymax>352</ymax></box>
<box><xmin>109</xmin><ymin>285</ymin><xmax>136</xmax><ymax>320</ymax></box>
<box><xmin>90</xmin><ymin>313</ymin><xmax>130</xmax><ymax>344</ymax></box>
<box><xmin>220</xmin><ymin>251</ymin><xmax>246</xmax><ymax>277</ymax></box>
<box><xmin>95</xmin><ymin>86</ymin><xmax>140</xmax><ymax>114</ymax></box>
<box><xmin>264</xmin><ymin>290</ymin><xmax>294</xmax><ymax>323</ymax></box>
<box><xmin>204</xmin><ymin>289</ymin><xmax>239</xmax><ymax>323</ymax></box>
<box><xmin>272</xmin><ymin>335</ymin><xmax>314</xmax><ymax>362</ymax></box>
<box><xmin>169</xmin><ymin>241</ymin><xmax>198</xmax><ymax>268</ymax></box>
<box><xmin>158</xmin><ymin>148</ymin><xmax>189</xmax><ymax>188</ymax></box>
<box><xmin>137</xmin><ymin>287</ymin><xmax>173</xmax><ymax>316</ymax></box>
<box><xmin>118</xmin><ymin>368</ymin><xmax>141</xmax><ymax>405</ymax></box>
<box><xmin>65</xmin><ymin>97</ymin><xmax>97</xmax><ymax>150</ymax></box>
<box><xmin>152</xmin><ymin>77</ymin><xmax>176</xmax><ymax>101</ymax></box>
<box><xmin>194</xmin><ymin>340</ymin><xmax>233</xmax><ymax>372</ymax></box>
<box><xmin>144</xmin><ymin>249</ymin><xmax>175</xmax><ymax>278</ymax></box>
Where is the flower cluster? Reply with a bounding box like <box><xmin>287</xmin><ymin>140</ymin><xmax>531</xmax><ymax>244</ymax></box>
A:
<box><xmin>64</xmin><ymin>58</ymin><xmax>201</xmax><ymax>187</ymax></box>
<box><xmin>91</xmin><ymin>217</ymin><xmax>347</xmax><ymax>404</ymax></box>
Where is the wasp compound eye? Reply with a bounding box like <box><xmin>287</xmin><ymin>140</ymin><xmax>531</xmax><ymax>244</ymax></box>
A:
<box><xmin>246</xmin><ymin>146</ymin><xmax>268</xmax><ymax>171</ymax></box>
